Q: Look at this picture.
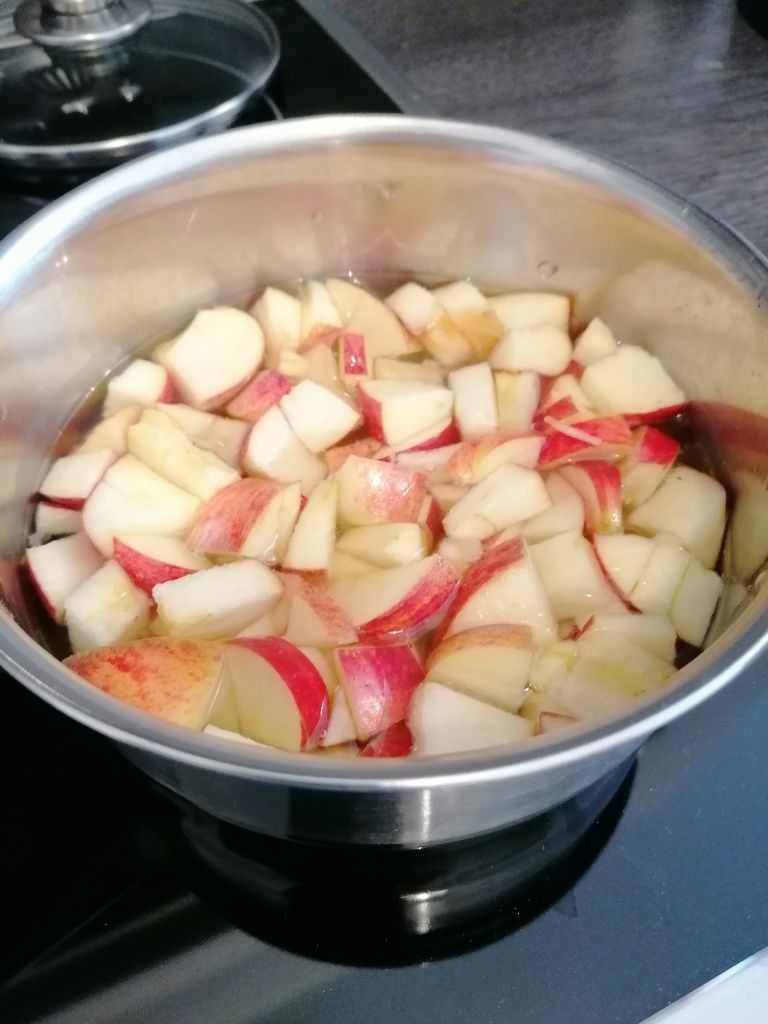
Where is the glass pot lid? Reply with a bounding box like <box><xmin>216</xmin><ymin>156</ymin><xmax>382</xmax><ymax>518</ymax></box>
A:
<box><xmin>0</xmin><ymin>0</ymin><xmax>280</xmax><ymax>168</ymax></box>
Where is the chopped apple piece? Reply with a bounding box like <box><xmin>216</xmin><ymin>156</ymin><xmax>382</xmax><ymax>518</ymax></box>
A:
<box><xmin>282</xmin><ymin>575</ymin><xmax>357</xmax><ymax>646</ymax></box>
<box><xmin>593</xmin><ymin>532</ymin><xmax>655</xmax><ymax>601</ymax></box>
<box><xmin>490</xmin><ymin>325</ymin><xmax>572</xmax><ymax>377</ymax></box>
<box><xmin>153</xmin><ymin>559</ymin><xmax>283</xmax><ymax>639</ymax></box>
<box><xmin>426</xmin><ymin>624</ymin><xmax>533</xmax><ymax>712</ymax></box>
<box><xmin>574</xmin><ymin>612</ymin><xmax>676</xmax><ymax>661</ymax></box>
<box><xmin>432</xmin><ymin>280</ymin><xmax>488</xmax><ymax>318</ymax></box>
<box><xmin>622</xmin><ymin>426</ymin><xmax>680</xmax><ymax>509</ymax></box>
<box><xmin>572</xmin><ymin>317</ymin><xmax>618</xmax><ymax>366</ymax></box>
<box><xmin>439</xmin><ymin>536</ymin><xmax>555</xmax><ymax>644</ymax></box>
<box><xmin>336</xmin><ymin>522</ymin><xmax>430</xmax><ymax>568</ymax></box>
<box><xmin>326</xmin><ymin>278</ymin><xmax>416</xmax><ymax>358</ymax></box>
<box><xmin>251</xmin><ymin>286</ymin><xmax>301</xmax><ymax>357</ymax></box>
<box><xmin>83</xmin><ymin>455</ymin><xmax>201</xmax><ymax>557</ymax></box>
<box><xmin>385</xmin><ymin>281</ymin><xmax>442</xmax><ymax>335</ymax></box>
<box><xmin>324</xmin><ymin>437</ymin><xmax>381</xmax><ymax>473</ymax></box>
<box><xmin>580</xmin><ymin>344</ymin><xmax>686</xmax><ymax>419</ymax></box>
<box><xmin>155</xmin><ymin>403</ymin><xmax>248</xmax><ymax>468</ymax></box>
<box><xmin>522</xmin><ymin>474</ymin><xmax>585</xmax><ymax>543</ymax></box>
<box><xmin>448</xmin><ymin>432</ymin><xmax>544</xmax><ymax>485</ymax></box>
<box><xmin>202</xmin><ymin>725</ymin><xmax>268</xmax><ymax>748</ymax></box>
<box><xmin>283</xmin><ymin>479</ymin><xmax>338</xmax><ymax>571</ymax></box>
<box><xmin>537</xmin><ymin>374</ymin><xmax>592</xmax><ymax>420</ymax></box>
<box><xmin>334</xmin><ymin>643</ymin><xmax>423</xmax><ymax>741</ymax></box>
<box><xmin>299</xmin><ymin>280</ymin><xmax>342</xmax><ymax>351</ymax></box>
<box><xmin>321</xmin><ymin>687</ymin><xmax>357</xmax><ymax>747</ymax></box>
<box><xmin>236</xmin><ymin>594</ymin><xmax>290</xmax><ymax>639</ymax></box>
<box><xmin>280</xmin><ymin>380</ymin><xmax>361</xmax><ymax>453</ymax></box>
<box><xmin>328</xmin><ymin>548</ymin><xmax>379</xmax><ymax>581</ymax></box>
<box><xmin>225</xmin><ymin>370</ymin><xmax>293</xmax><ymax>423</ymax></box>
<box><xmin>538</xmin><ymin>415</ymin><xmax>634</xmax><ymax>468</ymax></box>
<box><xmin>385</xmin><ymin>416</ymin><xmax>461</xmax><ymax>455</ymax></box>
<box><xmin>65</xmin><ymin>637</ymin><xmax>226</xmax><ymax>728</ymax></box>
<box><xmin>113</xmin><ymin>535</ymin><xmax>210</xmax><ymax>595</ymax></box>
<box><xmin>164</xmin><ymin>307</ymin><xmax>265</xmax><ymax>410</ymax></box>
<box><xmin>27</xmin><ymin>531</ymin><xmax>103</xmax><ymax>623</ymax></box>
<box><xmin>34</xmin><ymin>502</ymin><xmax>84</xmax><ymax>538</ymax></box>
<box><xmin>39</xmin><ymin>449</ymin><xmax>117</xmax><ymax>509</ymax></box>
<box><xmin>357</xmin><ymin>379</ymin><xmax>454</xmax><ymax>447</ymax></box>
<box><xmin>329</xmin><ymin>555</ymin><xmax>458</xmax><ymax>643</ymax></box>
<box><xmin>65</xmin><ymin>560</ymin><xmax>151</xmax><ymax>654</ymax></box>
<box><xmin>421</xmin><ymin>316</ymin><xmax>474</xmax><ymax>368</ymax></box>
<box><xmin>444</xmin><ymin>463</ymin><xmax>551</xmax><ymax>541</ymax></box>
<box><xmin>360</xmin><ymin>721</ymin><xmax>414</xmax><ymax>758</ymax></box>
<box><xmin>559</xmin><ymin>461</ymin><xmax>622</xmax><ymax>535</ymax></box>
<box><xmin>670</xmin><ymin>558</ymin><xmax>723</xmax><ymax>646</ymax></box>
<box><xmin>429</xmin><ymin>482</ymin><xmax>468</xmax><ymax>513</ymax></box>
<box><xmin>627</xmin><ymin>466</ymin><xmax>726</xmax><ymax>568</ymax></box>
<box><xmin>409</xmin><ymin>681</ymin><xmax>532</xmax><ymax>755</ymax></box>
<box><xmin>224</xmin><ymin>637</ymin><xmax>328</xmax><ymax>751</ymax></box>
<box><xmin>489</xmin><ymin>292</ymin><xmax>570</xmax><ymax>331</ymax></box>
<box><xmin>77</xmin><ymin>406</ymin><xmax>141</xmax><ymax>455</ymax></box>
<box><xmin>242</xmin><ymin>406</ymin><xmax>327</xmax><ymax>490</ymax></box>
<box><xmin>520</xmin><ymin>691</ymin><xmax>578</xmax><ymax>732</ymax></box>
<box><xmin>529</xmin><ymin>529</ymin><xmax>618</xmax><ymax>619</ymax></box>
<box><xmin>335</xmin><ymin>455</ymin><xmax>427</xmax><ymax>526</ymax></box>
<box><xmin>448</xmin><ymin>362</ymin><xmax>498</xmax><ymax>439</ymax></box>
<box><xmin>494</xmin><ymin>370</ymin><xmax>540</xmax><ymax>431</ymax></box>
<box><xmin>187</xmin><ymin>478</ymin><xmax>299</xmax><ymax>564</ymax></box>
<box><xmin>104</xmin><ymin>359</ymin><xmax>175</xmax><ymax>416</ymax></box>
<box><xmin>630</xmin><ymin>534</ymin><xmax>691</xmax><ymax>615</ymax></box>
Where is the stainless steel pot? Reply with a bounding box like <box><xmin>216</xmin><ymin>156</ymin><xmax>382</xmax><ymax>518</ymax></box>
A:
<box><xmin>2</xmin><ymin>116</ymin><xmax>768</xmax><ymax>848</ymax></box>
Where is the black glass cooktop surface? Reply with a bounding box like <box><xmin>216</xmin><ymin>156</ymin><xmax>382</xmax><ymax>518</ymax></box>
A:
<box><xmin>1</xmin><ymin>3</ymin><xmax>768</xmax><ymax>1023</ymax></box>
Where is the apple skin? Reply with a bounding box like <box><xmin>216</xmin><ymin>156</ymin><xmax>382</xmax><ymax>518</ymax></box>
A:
<box><xmin>538</xmin><ymin>415</ymin><xmax>633</xmax><ymax>468</ymax></box>
<box><xmin>186</xmin><ymin>478</ymin><xmax>285</xmax><ymax>557</ymax></box>
<box><xmin>225</xmin><ymin>370</ymin><xmax>292</xmax><ymax>422</ymax></box>
<box><xmin>113</xmin><ymin>536</ymin><xmax>209</xmax><ymax>595</ymax></box>
<box><xmin>360</xmin><ymin>721</ymin><xmax>414</xmax><ymax>758</ymax></box>
<box><xmin>559</xmin><ymin>460</ymin><xmax>623</xmax><ymax>535</ymax></box>
<box><xmin>335</xmin><ymin>455</ymin><xmax>428</xmax><ymax>526</ymax></box>
<box><xmin>226</xmin><ymin>636</ymin><xmax>329</xmax><ymax>751</ymax></box>
<box><xmin>64</xmin><ymin>637</ymin><xmax>225</xmax><ymax>729</ymax></box>
<box><xmin>334</xmin><ymin>643</ymin><xmax>424</xmax><ymax>741</ymax></box>
<box><xmin>325</xmin><ymin>437</ymin><xmax>381</xmax><ymax>473</ymax></box>
<box><xmin>282</xmin><ymin>575</ymin><xmax>358</xmax><ymax>647</ymax></box>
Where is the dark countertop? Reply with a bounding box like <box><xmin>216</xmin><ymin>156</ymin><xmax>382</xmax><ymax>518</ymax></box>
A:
<box><xmin>327</xmin><ymin>0</ymin><xmax>768</xmax><ymax>251</ymax></box>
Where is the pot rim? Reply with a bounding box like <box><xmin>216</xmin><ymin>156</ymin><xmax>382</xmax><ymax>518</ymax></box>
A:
<box><xmin>2</xmin><ymin>113</ymin><xmax>767</xmax><ymax>790</ymax></box>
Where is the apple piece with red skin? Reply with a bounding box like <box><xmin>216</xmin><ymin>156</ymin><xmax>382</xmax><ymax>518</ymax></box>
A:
<box><xmin>186</xmin><ymin>478</ymin><xmax>298</xmax><ymax>564</ymax></box>
<box><xmin>538</xmin><ymin>711</ymin><xmax>579</xmax><ymax>734</ymax></box>
<box><xmin>164</xmin><ymin>308</ymin><xmax>265</xmax><ymax>410</ymax></box>
<box><xmin>65</xmin><ymin>559</ymin><xmax>151</xmax><ymax>653</ymax></box>
<box><xmin>336</xmin><ymin>522</ymin><xmax>431</xmax><ymax>568</ymax></box>
<box><xmin>282</xmin><ymin>574</ymin><xmax>358</xmax><ymax>647</ymax></box>
<box><xmin>338</xmin><ymin>331</ymin><xmax>371</xmax><ymax>390</ymax></box>
<box><xmin>494</xmin><ymin>370</ymin><xmax>540</xmax><ymax>431</ymax></box>
<box><xmin>627</xmin><ymin>466</ymin><xmax>726</xmax><ymax>569</ymax></box>
<box><xmin>385</xmin><ymin>281</ymin><xmax>442</xmax><ymax>336</ymax></box>
<box><xmin>388</xmin><ymin>443</ymin><xmax>460</xmax><ymax>480</ymax></box>
<box><xmin>357</xmin><ymin>379</ymin><xmax>454</xmax><ymax>447</ymax></box>
<box><xmin>448</xmin><ymin>362</ymin><xmax>498</xmax><ymax>439</ymax></box>
<box><xmin>535</xmin><ymin>395</ymin><xmax>579</xmax><ymax>428</ymax></box>
<box><xmin>580</xmin><ymin>344</ymin><xmax>686</xmax><ymax>420</ymax></box>
<box><xmin>83</xmin><ymin>455</ymin><xmax>201</xmax><ymax>557</ymax></box>
<box><xmin>522</xmin><ymin>473</ymin><xmax>585</xmax><ymax>544</ymax></box>
<box><xmin>27</xmin><ymin>531</ymin><xmax>103</xmax><ymax>623</ymax></box>
<box><xmin>77</xmin><ymin>405</ymin><xmax>141</xmax><ymax>455</ymax></box>
<box><xmin>104</xmin><ymin>359</ymin><xmax>176</xmax><ymax>416</ymax></box>
<box><xmin>321</xmin><ymin>686</ymin><xmax>358</xmax><ymax>747</ymax></box>
<box><xmin>225</xmin><ymin>370</ymin><xmax>292</xmax><ymax>422</ymax></box>
<box><xmin>571</xmin><ymin>317</ymin><xmax>618</xmax><ymax>366</ymax></box>
<box><xmin>324</xmin><ymin>437</ymin><xmax>381</xmax><ymax>473</ymax></box>
<box><xmin>299</xmin><ymin>280</ymin><xmax>342</xmax><ymax>351</ymax></box>
<box><xmin>225</xmin><ymin>637</ymin><xmax>328</xmax><ymax>752</ymax></box>
<box><xmin>34</xmin><ymin>501</ymin><xmax>84</xmax><ymax>538</ymax></box>
<box><xmin>385</xmin><ymin>417</ymin><xmax>461</xmax><ymax>455</ymax></box>
<box><xmin>435</xmin><ymin>536</ymin><xmax>556</xmax><ymax>645</ymax></box>
<box><xmin>448</xmin><ymin>432</ymin><xmax>544</xmax><ymax>485</ymax></box>
<box><xmin>39</xmin><ymin>449</ymin><xmax>117</xmax><ymax>510</ymax></box>
<box><xmin>279</xmin><ymin>379</ymin><xmax>361</xmax><ymax>454</ymax></box>
<box><xmin>592</xmin><ymin>532</ymin><xmax>656</xmax><ymax>602</ymax></box>
<box><xmin>538</xmin><ymin>415</ymin><xmax>634</xmax><ymax>468</ymax></box>
<box><xmin>426</xmin><ymin>623</ymin><xmax>534</xmax><ymax>712</ymax></box>
<box><xmin>335</xmin><ymin>455</ymin><xmax>427</xmax><ymax>526</ymax></box>
<box><xmin>153</xmin><ymin>559</ymin><xmax>283</xmax><ymax>640</ymax></box>
<box><xmin>360</xmin><ymin>721</ymin><xmax>414</xmax><ymax>758</ymax></box>
<box><xmin>242</xmin><ymin>406</ymin><xmax>327</xmax><ymax>491</ymax></box>
<box><xmin>334</xmin><ymin>643</ymin><xmax>423</xmax><ymax>741</ymax></box>
<box><xmin>251</xmin><ymin>286</ymin><xmax>301</xmax><ymax>358</ymax></box>
<box><xmin>112</xmin><ymin>535</ymin><xmax>210</xmax><ymax>595</ymax></box>
<box><xmin>282</xmin><ymin>479</ymin><xmax>338</xmax><ymax>571</ymax></box>
<box><xmin>409</xmin><ymin>681</ymin><xmax>533</xmax><ymax>756</ymax></box>
<box><xmin>536</xmin><ymin>374</ymin><xmax>593</xmax><ymax>420</ymax></box>
<box><xmin>444</xmin><ymin>463</ymin><xmax>551</xmax><ymax>541</ymax></box>
<box><xmin>418</xmin><ymin>495</ymin><xmax>443</xmax><ymax>545</ymax></box>
<box><xmin>559</xmin><ymin>460</ymin><xmax>622</xmax><ymax>535</ymax></box>
<box><xmin>327</xmin><ymin>278</ymin><xmax>418</xmax><ymax>358</ymax></box>
<box><xmin>329</xmin><ymin>554</ymin><xmax>458</xmax><ymax>644</ymax></box>
<box><xmin>529</xmin><ymin>529</ymin><xmax>620</xmax><ymax>619</ymax></box>
<box><xmin>622</xmin><ymin>426</ymin><xmax>680</xmax><ymax>509</ymax></box>
<box><xmin>65</xmin><ymin>637</ymin><xmax>227</xmax><ymax>729</ymax></box>
<box><xmin>154</xmin><ymin>403</ymin><xmax>249</xmax><ymax>468</ymax></box>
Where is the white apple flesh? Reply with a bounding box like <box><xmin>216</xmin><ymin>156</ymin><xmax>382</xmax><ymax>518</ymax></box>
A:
<box><xmin>409</xmin><ymin>681</ymin><xmax>533</xmax><ymax>756</ymax></box>
<box><xmin>27</xmin><ymin>531</ymin><xmax>103</xmax><ymax>623</ymax></box>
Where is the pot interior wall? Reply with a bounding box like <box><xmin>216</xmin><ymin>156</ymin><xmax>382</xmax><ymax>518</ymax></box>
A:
<box><xmin>2</xmin><ymin>135</ymin><xmax>768</xmax><ymax>648</ymax></box>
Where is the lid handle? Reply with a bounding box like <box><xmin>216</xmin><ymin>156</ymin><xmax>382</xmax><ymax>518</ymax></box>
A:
<box><xmin>14</xmin><ymin>0</ymin><xmax>152</xmax><ymax>52</ymax></box>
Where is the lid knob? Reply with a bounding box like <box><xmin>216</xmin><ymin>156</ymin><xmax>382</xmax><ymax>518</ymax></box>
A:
<box><xmin>14</xmin><ymin>0</ymin><xmax>152</xmax><ymax>52</ymax></box>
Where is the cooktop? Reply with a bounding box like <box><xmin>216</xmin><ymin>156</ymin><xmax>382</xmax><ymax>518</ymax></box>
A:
<box><xmin>1</xmin><ymin>3</ymin><xmax>768</xmax><ymax>1023</ymax></box>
